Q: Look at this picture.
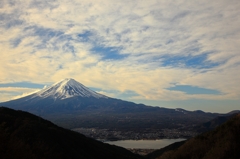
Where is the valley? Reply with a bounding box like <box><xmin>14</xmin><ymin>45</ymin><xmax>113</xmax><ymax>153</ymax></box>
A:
<box><xmin>73</xmin><ymin>127</ymin><xmax>197</xmax><ymax>140</ymax></box>
<box><xmin>1</xmin><ymin>107</ymin><xmax>239</xmax><ymax>159</ymax></box>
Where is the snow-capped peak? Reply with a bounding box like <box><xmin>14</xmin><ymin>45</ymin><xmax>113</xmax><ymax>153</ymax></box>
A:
<box><xmin>33</xmin><ymin>78</ymin><xmax>107</xmax><ymax>100</ymax></box>
<box><xmin>175</xmin><ymin>108</ymin><xmax>188</xmax><ymax>114</ymax></box>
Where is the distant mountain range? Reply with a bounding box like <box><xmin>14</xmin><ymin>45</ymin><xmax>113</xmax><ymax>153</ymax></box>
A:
<box><xmin>0</xmin><ymin>107</ymin><xmax>142</xmax><ymax>159</ymax></box>
<box><xmin>0</xmin><ymin>78</ymin><xmax>227</xmax><ymax>132</ymax></box>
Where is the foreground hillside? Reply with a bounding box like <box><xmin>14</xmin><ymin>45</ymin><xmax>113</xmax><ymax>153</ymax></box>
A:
<box><xmin>149</xmin><ymin>113</ymin><xmax>240</xmax><ymax>159</ymax></box>
<box><xmin>0</xmin><ymin>107</ymin><xmax>143</xmax><ymax>159</ymax></box>
<box><xmin>190</xmin><ymin>113</ymin><xmax>237</xmax><ymax>133</ymax></box>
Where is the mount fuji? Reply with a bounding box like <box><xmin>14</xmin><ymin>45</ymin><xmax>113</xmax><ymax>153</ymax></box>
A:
<box><xmin>31</xmin><ymin>78</ymin><xmax>107</xmax><ymax>100</ymax></box>
<box><xmin>1</xmin><ymin>78</ymin><xmax>219</xmax><ymax>131</ymax></box>
<box><xmin>1</xmin><ymin>78</ymin><xmax>149</xmax><ymax>114</ymax></box>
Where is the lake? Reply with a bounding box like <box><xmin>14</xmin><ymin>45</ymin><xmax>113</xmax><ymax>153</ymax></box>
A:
<box><xmin>105</xmin><ymin>138</ymin><xmax>186</xmax><ymax>149</ymax></box>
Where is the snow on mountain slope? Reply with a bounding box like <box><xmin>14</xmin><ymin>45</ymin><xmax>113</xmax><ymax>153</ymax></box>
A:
<box><xmin>31</xmin><ymin>78</ymin><xmax>107</xmax><ymax>100</ymax></box>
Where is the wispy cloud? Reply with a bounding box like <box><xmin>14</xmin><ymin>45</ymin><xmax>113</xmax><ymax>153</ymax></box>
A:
<box><xmin>0</xmin><ymin>87</ymin><xmax>39</xmax><ymax>92</ymax></box>
<box><xmin>0</xmin><ymin>0</ymin><xmax>240</xmax><ymax>111</ymax></box>
<box><xmin>0</xmin><ymin>87</ymin><xmax>40</xmax><ymax>102</ymax></box>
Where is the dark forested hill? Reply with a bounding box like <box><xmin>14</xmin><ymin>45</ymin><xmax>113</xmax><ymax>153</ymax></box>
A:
<box><xmin>0</xmin><ymin>107</ymin><xmax>143</xmax><ymax>159</ymax></box>
<box><xmin>149</xmin><ymin>113</ymin><xmax>240</xmax><ymax>159</ymax></box>
<box><xmin>191</xmin><ymin>113</ymin><xmax>237</xmax><ymax>133</ymax></box>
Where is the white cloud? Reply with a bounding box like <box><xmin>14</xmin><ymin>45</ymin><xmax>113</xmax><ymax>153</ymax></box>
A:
<box><xmin>0</xmin><ymin>92</ymin><xmax>15</xmax><ymax>102</ymax></box>
<box><xmin>0</xmin><ymin>87</ymin><xmax>39</xmax><ymax>92</ymax></box>
<box><xmin>0</xmin><ymin>87</ymin><xmax>40</xmax><ymax>102</ymax></box>
<box><xmin>12</xmin><ymin>90</ymin><xmax>40</xmax><ymax>100</ymax></box>
<box><xmin>0</xmin><ymin>0</ymin><xmax>240</xmax><ymax>105</ymax></box>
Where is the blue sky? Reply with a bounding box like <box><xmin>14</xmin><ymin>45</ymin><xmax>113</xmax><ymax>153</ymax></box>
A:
<box><xmin>0</xmin><ymin>0</ymin><xmax>240</xmax><ymax>113</ymax></box>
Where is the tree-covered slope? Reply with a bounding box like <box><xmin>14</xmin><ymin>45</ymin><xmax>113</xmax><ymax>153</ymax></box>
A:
<box><xmin>0</xmin><ymin>107</ymin><xmax>143</xmax><ymax>159</ymax></box>
<box><xmin>152</xmin><ymin>113</ymin><xmax>240</xmax><ymax>159</ymax></box>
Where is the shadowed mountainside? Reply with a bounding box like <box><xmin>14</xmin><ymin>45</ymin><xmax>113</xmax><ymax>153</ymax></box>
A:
<box><xmin>0</xmin><ymin>107</ymin><xmax>143</xmax><ymax>159</ymax></box>
<box><xmin>191</xmin><ymin>113</ymin><xmax>237</xmax><ymax>133</ymax></box>
<box><xmin>146</xmin><ymin>141</ymin><xmax>186</xmax><ymax>159</ymax></box>
<box><xmin>148</xmin><ymin>113</ymin><xmax>240</xmax><ymax>159</ymax></box>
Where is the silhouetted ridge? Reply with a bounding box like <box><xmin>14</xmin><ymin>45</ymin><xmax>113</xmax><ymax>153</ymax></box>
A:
<box><xmin>190</xmin><ymin>113</ymin><xmax>238</xmax><ymax>133</ymax></box>
<box><xmin>0</xmin><ymin>107</ymin><xmax>143</xmax><ymax>159</ymax></box>
<box><xmin>149</xmin><ymin>113</ymin><xmax>240</xmax><ymax>159</ymax></box>
<box><xmin>146</xmin><ymin>141</ymin><xmax>186</xmax><ymax>159</ymax></box>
